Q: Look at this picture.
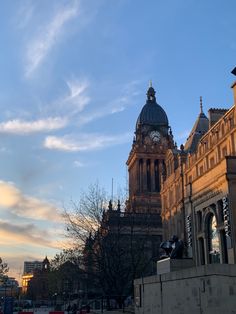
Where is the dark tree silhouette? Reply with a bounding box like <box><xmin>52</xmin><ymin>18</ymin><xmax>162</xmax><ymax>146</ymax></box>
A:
<box><xmin>63</xmin><ymin>183</ymin><xmax>161</xmax><ymax>308</ymax></box>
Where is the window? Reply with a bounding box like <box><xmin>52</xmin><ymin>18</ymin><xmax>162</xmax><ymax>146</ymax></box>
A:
<box><xmin>139</xmin><ymin>159</ymin><xmax>143</xmax><ymax>192</ymax></box>
<box><xmin>222</xmin><ymin>146</ymin><xmax>227</xmax><ymax>158</ymax></box>
<box><xmin>163</xmin><ymin>195</ymin><xmax>167</xmax><ymax>209</ymax></box>
<box><xmin>169</xmin><ymin>190</ymin><xmax>173</xmax><ymax>206</ymax></box>
<box><xmin>209</xmin><ymin>135</ymin><xmax>213</xmax><ymax>146</ymax></box>
<box><xmin>175</xmin><ymin>184</ymin><xmax>180</xmax><ymax>201</ymax></box>
<box><xmin>208</xmin><ymin>214</ymin><xmax>220</xmax><ymax>264</ymax></box>
<box><xmin>210</xmin><ymin>157</ymin><xmax>214</xmax><ymax>168</ymax></box>
<box><xmin>154</xmin><ymin>160</ymin><xmax>160</xmax><ymax>192</ymax></box>
<box><xmin>221</xmin><ymin>124</ymin><xmax>225</xmax><ymax>136</ymax></box>
<box><xmin>146</xmin><ymin>159</ymin><xmax>151</xmax><ymax>191</ymax></box>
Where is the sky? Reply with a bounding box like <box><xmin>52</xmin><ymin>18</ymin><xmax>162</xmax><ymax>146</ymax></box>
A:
<box><xmin>0</xmin><ymin>0</ymin><xmax>235</xmax><ymax>282</ymax></box>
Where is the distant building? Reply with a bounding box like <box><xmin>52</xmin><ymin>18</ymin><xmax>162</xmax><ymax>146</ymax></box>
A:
<box><xmin>0</xmin><ymin>276</ymin><xmax>19</xmax><ymax>297</ymax></box>
<box><xmin>22</xmin><ymin>257</ymin><xmax>50</xmax><ymax>294</ymax></box>
<box><xmin>26</xmin><ymin>256</ymin><xmax>51</xmax><ymax>300</ymax></box>
<box><xmin>24</xmin><ymin>261</ymin><xmax>43</xmax><ymax>274</ymax></box>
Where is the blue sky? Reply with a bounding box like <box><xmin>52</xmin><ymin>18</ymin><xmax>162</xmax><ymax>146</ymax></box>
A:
<box><xmin>0</xmin><ymin>0</ymin><xmax>235</xmax><ymax>280</ymax></box>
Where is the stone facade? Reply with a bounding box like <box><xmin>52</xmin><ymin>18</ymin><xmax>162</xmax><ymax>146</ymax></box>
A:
<box><xmin>161</xmin><ymin>79</ymin><xmax>236</xmax><ymax>266</ymax></box>
<box><xmin>134</xmin><ymin>264</ymin><xmax>236</xmax><ymax>314</ymax></box>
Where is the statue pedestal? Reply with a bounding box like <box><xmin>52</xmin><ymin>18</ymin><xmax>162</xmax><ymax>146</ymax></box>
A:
<box><xmin>157</xmin><ymin>257</ymin><xmax>194</xmax><ymax>275</ymax></box>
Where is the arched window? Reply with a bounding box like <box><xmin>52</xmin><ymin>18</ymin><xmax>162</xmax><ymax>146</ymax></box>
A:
<box><xmin>208</xmin><ymin>214</ymin><xmax>220</xmax><ymax>264</ymax></box>
<box><xmin>146</xmin><ymin>159</ymin><xmax>151</xmax><ymax>191</ymax></box>
<box><xmin>154</xmin><ymin>160</ymin><xmax>160</xmax><ymax>192</ymax></box>
<box><xmin>139</xmin><ymin>159</ymin><xmax>143</xmax><ymax>192</ymax></box>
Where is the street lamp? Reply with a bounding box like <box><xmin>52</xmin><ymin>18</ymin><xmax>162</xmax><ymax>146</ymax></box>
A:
<box><xmin>53</xmin><ymin>293</ymin><xmax>57</xmax><ymax>310</ymax></box>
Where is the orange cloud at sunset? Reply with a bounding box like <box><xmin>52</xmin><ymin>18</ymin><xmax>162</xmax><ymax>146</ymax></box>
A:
<box><xmin>0</xmin><ymin>180</ymin><xmax>62</xmax><ymax>221</ymax></box>
<box><xmin>0</xmin><ymin>180</ymin><xmax>66</xmax><ymax>283</ymax></box>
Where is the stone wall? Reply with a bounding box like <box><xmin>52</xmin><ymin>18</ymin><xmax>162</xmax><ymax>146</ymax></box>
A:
<box><xmin>134</xmin><ymin>264</ymin><xmax>236</xmax><ymax>314</ymax></box>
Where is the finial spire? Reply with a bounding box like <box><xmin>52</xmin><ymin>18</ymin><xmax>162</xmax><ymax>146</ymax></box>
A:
<box><xmin>146</xmin><ymin>82</ymin><xmax>156</xmax><ymax>102</ymax></box>
<box><xmin>200</xmin><ymin>96</ymin><xmax>203</xmax><ymax>113</ymax></box>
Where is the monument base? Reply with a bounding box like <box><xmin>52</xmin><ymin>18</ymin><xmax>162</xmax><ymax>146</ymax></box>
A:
<box><xmin>157</xmin><ymin>257</ymin><xmax>194</xmax><ymax>275</ymax></box>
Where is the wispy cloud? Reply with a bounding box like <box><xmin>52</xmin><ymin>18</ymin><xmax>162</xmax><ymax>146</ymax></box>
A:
<box><xmin>63</xmin><ymin>79</ymin><xmax>90</xmax><ymax>114</ymax></box>
<box><xmin>0</xmin><ymin>117</ymin><xmax>67</xmax><ymax>135</ymax></box>
<box><xmin>25</xmin><ymin>2</ymin><xmax>79</xmax><ymax>77</ymax></box>
<box><xmin>15</xmin><ymin>2</ymin><xmax>35</xmax><ymax>29</ymax></box>
<box><xmin>44</xmin><ymin>132</ymin><xmax>132</xmax><ymax>152</ymax></box>
<box><xmin>77</xmin><ymin>80</ymin><xmax>141</xmax><ymax>126</ymax></box>
<box><xmin>73</xmin><ymin>160</ymin><xmax>85</xmax><ymax>168</ymax></box>
<box><xmin>0</xmin><ymin>181</ymin><xmax>62</xmax><ymax>222</ymax></box>
<box><xmin>40</xmin><ymin>78</ymin><xmax>90</xmax><ymax>120</ymax></box>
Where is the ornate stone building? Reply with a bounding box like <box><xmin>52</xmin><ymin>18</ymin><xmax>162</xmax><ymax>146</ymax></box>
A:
<box><xmin>161</xmin><ymin>69</ymin><xmax>236</xmax><ymax>266</ymax></box>
<box><xmin>126</xmin><ymin>84</ymin><xmax>174</xmax><ymax>214</ymax></box>
<box><xmin>123</xmin><ymin>83</ymin><xmax>175</xmax><ymax>266</ymax></box>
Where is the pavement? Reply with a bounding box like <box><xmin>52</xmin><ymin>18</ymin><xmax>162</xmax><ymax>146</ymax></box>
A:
<box><xmin>83</xmin><ymin>307</ymin><xmax>133</xmax><ymax>314</ymax></box>
<box><xmin>12</xmin><ymin>305</ymin><xmax>134</xmax><ymax>314</ymax></box>
<box><xmin>90</xmin><ymin>307</ymin><xmax>134</xmax><ymax>314</ymax></box>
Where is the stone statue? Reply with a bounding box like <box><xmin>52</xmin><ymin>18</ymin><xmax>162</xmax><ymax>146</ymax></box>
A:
<box><xmin>160</xmin><ymin>240</ymin><xmax>173</xmax><ymax>258</ymax></box>
<box><xmin>160</xmin><ymin>235</ymin><xmax>184</xmax><ymax>259</ymax></box>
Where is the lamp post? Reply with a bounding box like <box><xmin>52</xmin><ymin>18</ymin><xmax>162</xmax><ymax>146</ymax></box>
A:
<box><xmin>62</xmin><ymin>292</ymin><xmax>66</xmax><ymax>311</ymax></box>
<box><xmin>53</xmin><ymin>293</ymin><xmax>57</xmax><ymax>310</ymax></box>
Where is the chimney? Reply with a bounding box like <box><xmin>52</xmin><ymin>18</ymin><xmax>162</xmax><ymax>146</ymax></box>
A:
<box><xmin>231</xmin><ymin>67</ymin><xmax>236</xmax><ymax>105</ymax></box>
<box><xmin>231</xmin><ymin>81</ymin><xmax>236</xmax><ymax>106</ymax></box>
<box><xmin>208</xmin><ymin>108</ymin><xmax>228</xmax><ymax>128</ymax></box>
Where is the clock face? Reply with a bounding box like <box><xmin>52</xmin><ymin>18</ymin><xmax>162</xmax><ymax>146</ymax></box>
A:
<box><xmin>149</xmin><ymin>130</ymin><xmax>161</xmax><ymax>142</ymax></box>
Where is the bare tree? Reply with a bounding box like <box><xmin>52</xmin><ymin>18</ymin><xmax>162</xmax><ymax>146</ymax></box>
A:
<box><xmin>0</xmin><ymin>257</ymin><xmax>9</xmax><ymax>279</ymax></box>
<box><xmin>50</xmin><ymin>248</ymin><xmax>82</xmax><ymax>270</ymax></box>
<box><xmin>63</xmin><ymin>182</ymin><xmax>108</xmax><ymax>246</ymax></box>
<box><xmin>63</xmin><ymin>182</ymin><xmax>161</xmax><ymax>308</ymax></box>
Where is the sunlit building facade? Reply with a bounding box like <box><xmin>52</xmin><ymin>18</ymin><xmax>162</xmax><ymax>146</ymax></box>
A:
<box><xmin>161</xmin><ymin>73</ymin><xmax>236</xmax><ymax>266</ymax></box>
<box><xmin>21</xmin><ymin>273</ymin><xmax>33</xmax><ymax>294</ymax></box>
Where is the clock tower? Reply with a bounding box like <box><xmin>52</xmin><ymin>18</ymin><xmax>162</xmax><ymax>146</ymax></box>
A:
<box><xmin>126</xmin><ymin>84</ymin><xmax>174</xmax><ymax>213</ymax></box>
